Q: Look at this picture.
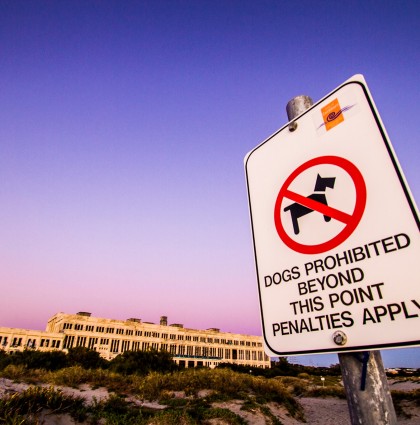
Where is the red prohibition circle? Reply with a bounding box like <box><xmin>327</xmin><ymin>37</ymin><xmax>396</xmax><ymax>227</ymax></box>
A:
<box><xmin>274</xmin><ymin>156</ymin><xmax>366</xmax><ymax>254</ymax></box>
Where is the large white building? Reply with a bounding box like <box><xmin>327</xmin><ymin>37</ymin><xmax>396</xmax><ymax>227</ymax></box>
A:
<box><xmin>0</xmin><ymin>312</ymin><xmax>270</xmax><ymax>369</ymax></box>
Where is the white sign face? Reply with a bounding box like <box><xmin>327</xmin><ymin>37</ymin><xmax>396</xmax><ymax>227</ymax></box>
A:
<box><xmin>245</xmin><ymin>75</ymin><xmax>420</xmax><ymax>356</ymax></box>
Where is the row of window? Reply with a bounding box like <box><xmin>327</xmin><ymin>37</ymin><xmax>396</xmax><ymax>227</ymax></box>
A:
<box><xmin>0</xmin><ymin>336</ymin><xmax>61</xmax><ymax>349</ymax></box>
<box><xmin>61</xmin><ymin>323</ymin><xmax>261</xmax><ymax>347</ymax></box>
<box><xmin>61</xmin><ymin>335</ymin><xmax>267</xmax><ymax>361</ymax></box>
<box><xmin>63</xmin><ymin>323</ymin><xmax>140</xmax><ymax>336</ymax></box>
<box><xmin>40</xmin><ymin>339</ymin><xmax>61</xmax><ymax>348</ymax></box>
<box><xmin>0</xmin><ymin>333</ymin><xmax>268</xmax><ymax>364</ymax></box>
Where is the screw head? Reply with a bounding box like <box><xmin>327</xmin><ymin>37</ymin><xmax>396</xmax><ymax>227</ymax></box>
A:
<box><xmin>332</xmin><ymin>331</ymin><xmax>347</xmax><ymax>346</ymax></box>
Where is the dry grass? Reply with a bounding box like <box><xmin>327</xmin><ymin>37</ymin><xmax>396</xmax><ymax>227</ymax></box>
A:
<box><xmin>0</xmin><ymin>366</ymin><xmax>305</xmax><ymax>423</ymax></box>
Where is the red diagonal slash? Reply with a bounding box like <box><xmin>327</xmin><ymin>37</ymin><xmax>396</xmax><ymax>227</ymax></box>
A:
<box><xmin>274</xmin><ymin>155</ymin><xmax>366</xmax><ymax>254</ymax></box>
<box><xmin>283</xmin><ymin>189</ymin><xmax>353</xmax><ymax>224</ymax></box>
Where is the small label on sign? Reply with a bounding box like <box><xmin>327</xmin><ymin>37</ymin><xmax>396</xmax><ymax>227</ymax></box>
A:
<box><xmin>322</xmin><ymin>98</ymin><xmax>344</xmax><ymax>131</ymax></box>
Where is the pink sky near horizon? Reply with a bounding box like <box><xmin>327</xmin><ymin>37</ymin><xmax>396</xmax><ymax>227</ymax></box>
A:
<box><xmin>1</xmin><ymin>1</ymin><xmax>419</xmax><ymax>367</ymax></box>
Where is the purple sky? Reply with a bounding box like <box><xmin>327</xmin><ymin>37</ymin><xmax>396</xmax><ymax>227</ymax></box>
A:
<box><xmin>0</xmin><ymin>1</ymin><xmax>418</xmax><ymax>367</ymax></box>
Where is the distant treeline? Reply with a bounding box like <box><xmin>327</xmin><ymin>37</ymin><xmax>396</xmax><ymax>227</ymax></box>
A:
<box><xmin>0</xmin><ymin>347</ymin><xmax>177</xmax><ymax>375</ymax></box>
<box><xmin>0</xmin><ymin>348</ymin><xmax>340</xmax><ymax>377</ymax></box>
<box><xmin>1</xmin><ymin>348</ymin><xmax>416</xmax><ymax>377</ymax></box>
<box><xmin>218</xmin><ymin>357</ymin><xmax>342</xmax><ymax>377</ymax></box>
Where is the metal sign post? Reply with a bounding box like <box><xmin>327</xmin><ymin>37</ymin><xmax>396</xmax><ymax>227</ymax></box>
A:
<box><xmin>286</xmin><ymin>95</ymin><xmax>397</xmax><ymax>425</ymax></box>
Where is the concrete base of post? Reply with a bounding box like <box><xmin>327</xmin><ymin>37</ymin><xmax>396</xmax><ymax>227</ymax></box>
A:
<box><xmin>339</xmin><ymin>351</ymin><xmax>397</xmax><ymax>424</ymax></box>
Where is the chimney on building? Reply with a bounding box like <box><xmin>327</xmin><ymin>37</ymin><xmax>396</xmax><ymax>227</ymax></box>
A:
<box><xmin>160</xmin><ymin>316</ymin><xmax>168</xmax><ymax>326</ymax></box>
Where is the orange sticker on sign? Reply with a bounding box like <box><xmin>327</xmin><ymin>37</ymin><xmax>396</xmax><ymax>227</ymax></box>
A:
<box><xmin>321</xmin><ymin>98</ymin><xmax>344</xmax><ymax>131</ymax></box>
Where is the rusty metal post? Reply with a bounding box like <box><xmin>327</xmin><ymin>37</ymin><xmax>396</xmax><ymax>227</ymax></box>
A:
<box><xmin>339</xmin><ymin>351</ymin><xmax>397</xmax><ymax>424</ymax></box>
<box><xmin>286</xmin><ymin>95</ymin><xmax>314</xmax><ymax>121</ymax></box>
<box><xmin>285</xmin><ymin>96</ymin><xmax>398</xmax><ymax>425</ymax></box>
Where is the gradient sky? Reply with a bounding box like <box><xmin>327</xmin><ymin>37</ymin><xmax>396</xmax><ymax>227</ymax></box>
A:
<box><xmin>0</xmin><ymin>1</ymin><xmax>418</xmax><ymax>367</ymax></box>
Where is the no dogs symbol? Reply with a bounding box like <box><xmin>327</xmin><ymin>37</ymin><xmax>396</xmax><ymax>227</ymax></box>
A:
<box><xmin>274</xmin><ymin>156</ymin><xmax>366</xmax><ymax>254</ymax></box>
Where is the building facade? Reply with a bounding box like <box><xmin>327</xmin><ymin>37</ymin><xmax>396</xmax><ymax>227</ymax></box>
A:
<box><xmin>1</xmin><ymin>312</ymin><xmax>270</xmax><ymax>369</ymax></box>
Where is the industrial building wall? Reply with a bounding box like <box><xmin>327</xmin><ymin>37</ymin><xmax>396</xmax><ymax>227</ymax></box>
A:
<box><xmin>1</xmin><ymin>312</ymin><xmax>270</xmax><ymax>369</ymax></box>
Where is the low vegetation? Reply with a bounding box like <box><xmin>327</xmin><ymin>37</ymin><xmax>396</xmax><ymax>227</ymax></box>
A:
<box><xmin>0</xmin><ymin>366</ymin><xmax>304</xmax><ymax>423</ymax></box>
<box><xmin>0</xmin><ymin>349</ymin><xmax>418</xmax><ymax>423</ymax></box>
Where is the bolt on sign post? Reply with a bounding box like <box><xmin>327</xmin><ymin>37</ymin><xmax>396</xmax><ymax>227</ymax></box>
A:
<box><xmin>244</xmin><ymin>75</ymin><xmax>419</xmax><ymax>423</ymax></box>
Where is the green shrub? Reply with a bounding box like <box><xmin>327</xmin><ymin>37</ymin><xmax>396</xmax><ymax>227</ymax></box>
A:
<box><xmin>0</xmin><ymin>386</ymin><xmax>87</xmax><ymax>422</ymax></box>
<box><xmin>0</xmin><ymin>366</ymin><xmax>311</xmax><ymax>423</ymax></box>
<box><xmin>109</xmin><ymin>349</ymin><xmax>177</xmax><ymax>376</ymax></box>
<box><xmin>0</xmin><ymin>348</ymin><xmax>106</xmax><ymax>375</ymax></box>
<box><xmin>391</xmin><ymin>388</ymin><xmax>420</xmax><ymax>418</ymax></box>
<box><xmin>1</xmin><ymin>364</ymin><xmax>27</xmax><ymax>381</ymax></box>
<box><xmin>67</xmin><ymin>346</ymin><xmax>107</xmax><ymax>369</ymax></box>
<box><xmin>307</xmin><ymin>386</ymin><xmax>346</xmax><ymax>398</ymax></box>
<box><xmin>1</xmin><ymin>350</ymin><xmax>68</xmax><ymax>371</ymax></box>
<box><xmin>47</xmin><ymin>365</ymin><xmax>125</xmax><ymax>389</ymax></box>
<box><xmin>47</xmin><ymin>365</ymin><xmax>92</xmax><ymax>387</ymax></box>
<box><xmin>197</xmin><ymin>406</ymin><xmax>246</xmax><ymax>424</ymax></box>
<box><xmin>0</xmin><ymin>350</ymin><xmax>11</xmax><ymax>371</ymax></box>
<box><xmin>134</xmin><ymin>368</ymin><xmax>303</xmax><ymax>419</ymax></box>
<box><xmin>148</xmin><ymin>410</ymin><xmax>197</xmax><ymax>425</ymax></box>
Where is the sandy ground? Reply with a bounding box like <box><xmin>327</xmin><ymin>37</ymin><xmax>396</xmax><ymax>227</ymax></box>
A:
<box><xmin>213</xmin><ymin>394</ymin><xmax>420</xmax><ymax>425</ymax></box>
<box><xmin>0</xmin><ymin>377</ymin><xmax>419</xmax><ymax>424</ymax></box>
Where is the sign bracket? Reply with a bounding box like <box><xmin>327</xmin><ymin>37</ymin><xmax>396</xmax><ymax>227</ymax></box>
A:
<box><xmin>351</xmin><ymin>351</ymin><xmax>370</xmax><ymax>391</ymax></box>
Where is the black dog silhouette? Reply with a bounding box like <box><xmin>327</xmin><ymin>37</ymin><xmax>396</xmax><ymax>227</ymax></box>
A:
<box><xmin>283</xmin><ymin>174</ymin><xmax>336</xmax><ymax>235</ymax></box>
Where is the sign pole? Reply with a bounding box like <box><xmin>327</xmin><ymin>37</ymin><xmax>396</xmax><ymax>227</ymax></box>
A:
<box><xmin>285</xmin><ymin>95</ymin><xmax>397</xmax><ymax>425</ymax></box>
<box><xmin>338</xmin><ymin>351</ymin><xmax>397</xmax><ymax>424</ymax></box>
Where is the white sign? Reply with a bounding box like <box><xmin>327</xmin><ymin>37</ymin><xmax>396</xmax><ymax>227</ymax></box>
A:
<box><xmin>245</xmin><ymin>75</ymin><xmax>420</xmax><ymax>356</ymax></box>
